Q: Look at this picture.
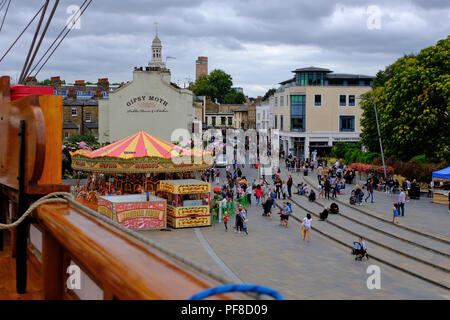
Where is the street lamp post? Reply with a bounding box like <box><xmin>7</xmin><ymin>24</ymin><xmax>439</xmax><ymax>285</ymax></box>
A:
<box><xmin>359</xmin><ymin>93</ymin><xmax>387</xmax><ymax>179</ymax></box>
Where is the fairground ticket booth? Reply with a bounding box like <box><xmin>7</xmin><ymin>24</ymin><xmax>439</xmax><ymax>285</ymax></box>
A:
<box><xmin>157</xmin><ymin>180</ymin><xmax>211</xmax><ymax>228</ymax></box>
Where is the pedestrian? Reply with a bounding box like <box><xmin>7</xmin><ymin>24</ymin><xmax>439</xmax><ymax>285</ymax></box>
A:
<box><xmin>246</xmin><ymin>183</ymin><xmax>252</xmax><ymax>205</ymax></box>
<box><xmin>392</xmin><ymin>202</ymin><xmax>399</xmax><ymax>224</ymax></box>
<box><xmin>224</xmin><ymin>212</ymin><xmax>229</xmax><ymax>231</ymax></box>
<box><xmin>282</xmin><ymin>180</ymin><xmax>288</xmax><ymax>200</ymax></box>
<box><xmin>280</xmin><ymin>202</ymin><xmax>291</xmax><ymax>228</ymax></box>
<box><xmin>317</xmin><ymin>165</ymin><xmax>324</xmax><ymax>183</ymax></box>
<box><xmin>271</xmin><ymin>188</ymin><xmax>277</xmax><ymax>208</ymax></box>
<box><xmin>301</xmin><ymin>213</ymin><xmax>312</xmax><ymax>242</ymax></box>
<box><xmin>287</xmin><ymin>175</ymin><xmax>293</xmax><ymax>198</ymax></box>
<box><xmin>324</xmin><ymin>178</ymin><xmax>331</xmax><ymax>200</ymax></box>
<box><xmin>240</xmin><ymin>208</ymin><xmax>248</xmax><ymax>235</ymax></box>
<box><xmin>215</xmin><ymin>169</ymin><xmax>221</xmax><ymax>184</ymax></box>
<box><xmin>398</xmin><ymin>188</ymin><xmax>406</xmax><ymax>216</ymax></box>
<box><xmin>365</xmin><ymin>178</ymin><xmax>374</xmax><ymax>203</ymax></box>
<box><xmin>263</xmin><ymin>196</ymin><xmax>273</xmax><ymax>220</ymax></box>
<box><xmin>255</xmin><ymin>185</ymin><xmax>262</xmax><ymax>205</ymax></box>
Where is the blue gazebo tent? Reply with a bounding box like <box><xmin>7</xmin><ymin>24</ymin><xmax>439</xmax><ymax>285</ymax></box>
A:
<box><xmin>432</xmin><ymin>166</ymin><xmax>450</xmax><ymax>180</ymax></box>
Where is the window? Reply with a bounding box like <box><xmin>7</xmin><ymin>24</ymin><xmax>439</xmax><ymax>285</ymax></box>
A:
<box><xmin>314</xmin><ymin>94</ymin><xmax>322</xmax><ymax>107</ymax></box>
<box><xmin>275</xmin><ymin>97</ymin><xmax>278</xmax><ymax>107</ymax></box>
<box><xmin>86</xmin><ymin>112</ymin><xmax>92</xmax><ymax>122</ymax></box>
<box><xmin>228</xmin><ymin>117</ymin><xmax>232</xmax><ymax>126</ymax></box>
<box><xmin>64</xmin><ymin>132</ymin><xmax>70</xmax><ymax>138</ymax></box>
<box><xmin>257</xmin><ymin>113</ymin><xmax>261</xmax><ymax>121</ymax></box>
<box><xmin>286</xmin><ymin>95</ymin><xmax>289</xmax><ymax>106</ymax></box>
<box><xmin>280</xmin><ymin>96</ymin><xmax>284</xmax><ymax>106</ymax></box>
<box><xmin>221</xmin><ymin>117</ymin><xmax>226</xmax><ymax>125</ymax></box>
<box><xmin>212</xmin><ymin>117</ymin><xmax>216</xmax><ymax>126</ymax></box>
<box><xmin>349</xmin><ymin>95</ymin><xmax>356</xmax><ymax>106</ymax></box>
<box><xmin>339</xmin><ymin>95</ymin><xmax>347</xmax><ymax>107</ymax></box>
<box><xmin>71</xmin><ymin>108</ymin><xmax>77</xmax><ymax>116</ymax></box>
<box><xmin>290</xmin><ymin>95</ymin><xmax>306</xmax><ymax>132</ymax></box>
<box><xmin>339</xmin><ymin>115</ymin><xmax>355</xmax><ymax>132</ymax></box>
<box><xmin>274</xmin><ymin>115</ymin><xmax>278</xmax><ymax>129</ymax></box>
<box><xmin>280</xmin><ymin>115</ymin><xmax>284</xmax><ymax>131</ymax></box>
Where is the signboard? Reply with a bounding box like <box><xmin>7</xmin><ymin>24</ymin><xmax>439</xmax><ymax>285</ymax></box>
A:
<box><xmin>126</xmin><ymin>95</ymin><xmax>169</xmax><ymax>114</ymax></box>
<box><xmin>159</xmin><ymin>181</ymin><xmax>210</xmax><ymax>194</ymax></box>
<box><xmin>115</xmin><ymin>201</ymin><xmax>166</xmax><ymax>230</ymax></box>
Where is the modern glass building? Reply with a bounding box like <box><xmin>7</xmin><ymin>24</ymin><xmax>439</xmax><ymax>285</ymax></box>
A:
<box><xmin>271</xmin><ymin>66</ymin><xmax>374</xmax><ymax>159</ymax></box>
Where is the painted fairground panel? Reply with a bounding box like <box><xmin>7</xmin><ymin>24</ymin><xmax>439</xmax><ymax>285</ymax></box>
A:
<box><xmin>158</xmin><ymin>179</ymin><xmax>211</xmax><ymax>228</ymax></box>
<box><xmin>98</xmin><ymin>194</ymin><xmax>167</xmax><ymax>230</ymax></box>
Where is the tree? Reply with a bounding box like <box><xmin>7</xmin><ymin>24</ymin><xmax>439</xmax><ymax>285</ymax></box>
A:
<box><xmin>223</xmin><ymin>89</ymin><xmax>246</xmax><ymax>104</ymax></box>
<box><xmin>360</xmin><ymin>36</ymin><xmax>450</xmax><ymax>163</ymax></box>
<box><xmin>65</xmin><ymin>132</ymin><xmax>100</xmax><ymax>149</ymax></box>
<box><xmin>190</xmin><ymin>69</ymin><xmax>234</xmax><ymax>104</ymax></box>
<box><xmin>263</xmin><ymin>88</ymin><xmax>276</xmax><ymax>101</ymax></box>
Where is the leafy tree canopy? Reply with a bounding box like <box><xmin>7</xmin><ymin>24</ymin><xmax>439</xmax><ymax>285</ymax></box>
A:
<box><xmin>191</xmin><ymin>69</ymin><xmax>234</xmax><ymax>104</ymax></box>
<box><xmin>263</xmin><ymin>88</ymin><xmax>276</xmax><ymax>101</ymax></box>
<box><xmin>360</xmin><ymin>36</ymin><xmax>450</xmax><ymax>163</ymax></box>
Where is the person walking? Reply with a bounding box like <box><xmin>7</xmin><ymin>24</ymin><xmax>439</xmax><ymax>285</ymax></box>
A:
<box><xmin>392</xmin><ymin>203</ymin><xmax>399</xmax><ymax>224</ymax></box>
<box><xmin>240</xmin><ymin>208</ymin><xmax>248</xmax><ymax>235</ymax></box>
<box><xmin>246</xmin><ymin>183</ymin><xmax>252</xmax><ymax>206</ymax></box>
<box><xmin>271</xmin><ymin>188</ymin><xmax>277</xmax><ymax>209</ymax></box>
<box><xmin>255</xmin><ymin>185</ymin><xmax>262</xmax><ymax>205</ymax></box>
<box><xmin>224</xmin><ymin>212</ymin><xmax>229</xmax><ymax>231</ymax></box>
<box><xmin>317</xmin><ymin>165</ymin><xmax>323</xmax><ymax>183</ymax></box>
<box><xmin>365</xmin><ymin>179</ymin><xmax>374</xmax><ymax>203</ymax></box>
<box><xmin>324</xmin><ymin>178</ymin><xmax>331</xmax><ymax>200</ymax></box>
<box><xmin>301</xmin><ymin>214</ymin><xmax>312</xmax><ymax>242</ymax></box>
<box><xmin>398</xmin><ymin>188</ymin><xmax>406</xmax><ymax>216</ymax></box>
<box><xmin>287</xmin><ymin>175</ymin><xmax>293</xmax><ymax>198</ymax></box>
<box><xmin>282</xmin><ymin>181</ymin><xmax>288</xmax><ymax>200</ymax></box>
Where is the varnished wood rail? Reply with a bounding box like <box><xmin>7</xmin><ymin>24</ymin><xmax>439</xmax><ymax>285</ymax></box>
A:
<box><xmin>34</xmin><ymin>202</ymin><xmax>245</xmax><ymax>300</ymax></box>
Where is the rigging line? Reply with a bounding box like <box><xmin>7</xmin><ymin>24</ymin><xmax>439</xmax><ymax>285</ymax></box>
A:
<box><xmin>19</xmin><ymin>0</ymin><xmax>49</xmax><ymax>84</ymax></box>
<box><xmin>33</xmin><ymin>0</ymin><xmax>93</xmax><ymax>79</ymax></box>
<box><xmin>27</xmin><ymin>0</ymin><xmax>89</xmax><ymax>77</ymax></box>
<box><xmin>22</xmin><ymin>0</ymin><xmax>59</xmax><ymax>81</ymax></box>
<box><xmin>0</xmin><ymin>3</ymin><xmax>44</xmax><ymax>63</ymax></box>
<box><xmin>0</xmin><ymin>0</ymin><xmax>8</xmax><ymax>13</ymax></box>
<box><xmin>0</xmin><ymin>0</ymin><xmax>11</xmax><ymax>33</ymax></box>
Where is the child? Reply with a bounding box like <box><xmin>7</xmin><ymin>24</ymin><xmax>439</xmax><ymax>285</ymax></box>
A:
<box><xmin>224</xmin><ymin>212</ymin><xmax>229</xmax><ymax>231</ymax></box>
<box><xmin>392</xmin><ymin>202</ymin><xmax>399</xmax><ymax>224</ymax></box>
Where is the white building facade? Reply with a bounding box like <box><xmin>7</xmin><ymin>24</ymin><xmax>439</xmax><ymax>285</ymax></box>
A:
<box><xmin>99</xmin><ymin>29</ymin><xmax>194</xmax><ymax>144</ymax></box>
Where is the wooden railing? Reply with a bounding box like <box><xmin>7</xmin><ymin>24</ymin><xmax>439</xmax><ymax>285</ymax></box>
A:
<box><xmin>0</xmin><ymin>76</ymin><xmax>245</xmax><ymax>300</ymax></box>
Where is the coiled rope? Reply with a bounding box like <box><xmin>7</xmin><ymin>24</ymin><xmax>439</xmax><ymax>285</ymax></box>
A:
<box><xmin>187</xmin><ymin>284</ymin><xmax>284</xmax><ymax>300</ymax></box>
<box><xmin>0</xmin><ymin>192</ymin><xmax>73</xmax><ymax>230</ymax></box>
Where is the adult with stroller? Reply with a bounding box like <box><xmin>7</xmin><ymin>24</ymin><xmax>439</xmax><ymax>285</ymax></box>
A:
<box><xmin>263</xmin><ymin>195</ymin><xmax>273</xmax><ymax>220</ymax></box>
<box><xmin>353</xmin><ymin>237</ymin><xmax>369</xmax><ymax>261</ymax></box>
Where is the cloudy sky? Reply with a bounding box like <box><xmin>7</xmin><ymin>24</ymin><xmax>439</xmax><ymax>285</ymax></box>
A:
<box><xmin>0</xmin><ymin>0</ymin><xmax>449</xmax><ymax>97</ymax></box>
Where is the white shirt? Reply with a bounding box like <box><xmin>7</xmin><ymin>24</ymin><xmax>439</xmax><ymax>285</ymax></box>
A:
<box><xmin>399</xmin><ymin>192</ymin><xmax>406</xmax><ymax>204</ymax></box>
<box><xmin>303</xmin><ymin>217</ymin><xmax>312</xmax><ymax>228</ymax></box>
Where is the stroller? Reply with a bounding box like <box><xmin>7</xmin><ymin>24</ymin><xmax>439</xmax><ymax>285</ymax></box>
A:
<box><xmin>352</xmin><ymin>242</ymin><xmax>369</xmax><ymax>261</ymax></box>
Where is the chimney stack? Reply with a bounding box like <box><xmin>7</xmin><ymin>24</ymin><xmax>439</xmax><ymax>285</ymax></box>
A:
<box><xmin>75</xmin><ymin>80</ymin><xmax>86</xmax><ymax>92</ymax></box>
<box><xmin>97</xmin><ymin>78</ymin><xmax>109</xmax><ymax>92</ymax></box>
<box><xmin>24</xmin><ymin>76</ymin><xmax>37</xmax><ymax>86</ymax></box>
<box><xmin>195</xmin><ymin>56</ymin><xmax>208</xmax><ymax>80</ymax></box>
<box><xmin>51</xmin><ymin>76</ymin><xmax>62</xmax><ymax>91</ymax></box>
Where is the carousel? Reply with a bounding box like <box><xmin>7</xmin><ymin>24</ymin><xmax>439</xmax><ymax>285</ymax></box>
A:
<box><xmin>71</xmin><ymin>131</ymin><xmax>213</xmax><ymax>230</ymax></box>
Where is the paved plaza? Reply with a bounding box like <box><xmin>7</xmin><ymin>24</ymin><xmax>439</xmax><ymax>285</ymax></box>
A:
<box><xmin>119</xmin><ymin>165</ymin><xmax>450</xmax><ymax>300</ymax></box>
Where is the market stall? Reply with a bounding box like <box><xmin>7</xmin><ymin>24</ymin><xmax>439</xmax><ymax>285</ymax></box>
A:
<box><xmin>98</xmin><ymin>194</ymin><xmax>167</xmax><ymax>230</ymax></box>
<box><xmin>432</xmin><ymin>166</ymin><xmax>450</xmax><ymax>205</ymax></box>
<box><xmin>157</xmin><ymin>179</ymin><xmax>211</xmax><ymax>228</ymax></box>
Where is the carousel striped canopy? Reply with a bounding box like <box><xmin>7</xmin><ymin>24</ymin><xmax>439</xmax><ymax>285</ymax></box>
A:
<box><xmin>86</xmin><ymin>131</ymin><xmax>205</xmax><ymax>159</ymax></box>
